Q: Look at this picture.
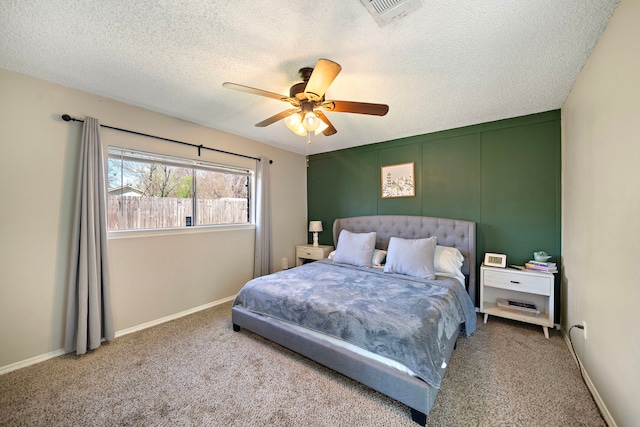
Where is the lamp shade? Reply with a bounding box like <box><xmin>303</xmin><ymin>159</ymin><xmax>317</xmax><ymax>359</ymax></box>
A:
<box><xmin>284</xmin><ymin>113</ymin><xmax>307</xmax><ymax>136</ymax></box>
<box><xmin>314</xmin><ymin>120</ymin><xmax>329</xmax><ymax>135</ymax></box>
<box><xmin>308</xmin><ymin>221</ymin><xmax>323</xmax><ymax>232</ymax></box>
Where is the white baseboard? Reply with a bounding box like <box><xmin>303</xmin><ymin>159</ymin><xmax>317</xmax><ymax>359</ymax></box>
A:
<box><xmin>0</xmin><ymin>349</ymin><xmax>68</xmax><ymax>376</ymax></box>
<box><xmin>0</xmin><ymin>296</ymin><xmax>235</xmax><ymax>376</ymax></box>
<box><xmin>114</xmin><ymin>295</ymin><xmax>235</xmax><ymax>338</ymax></box>
<box><xmin>562</xmin><ymin>329</ymin><xmax>617</xmax><ymax>427</ymax></box>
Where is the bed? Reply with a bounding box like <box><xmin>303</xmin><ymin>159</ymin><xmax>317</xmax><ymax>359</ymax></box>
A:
<box><xmin>232</xmin><ymin>215</ymin><xmax>477</xmax><ymax>425</ymax></box>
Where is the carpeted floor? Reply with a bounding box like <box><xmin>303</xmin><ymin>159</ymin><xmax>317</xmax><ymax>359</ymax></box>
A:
<box><xmin>0</xmin><ymin>302</ymin><xmax>605</xmax><ymax>426</ymax></box>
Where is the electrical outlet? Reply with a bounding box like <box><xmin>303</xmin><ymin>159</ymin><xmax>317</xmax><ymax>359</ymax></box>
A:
<box><xmin>583</xmin><ymin>321</ymin><xmax>587</xmax><ymax>340</ymax></box>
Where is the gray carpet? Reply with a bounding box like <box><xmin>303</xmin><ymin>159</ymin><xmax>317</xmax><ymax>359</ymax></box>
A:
<box><xmin>0</xmin><ymin>302</ymin><xmax>605</xmax><ymax>426</ymax></box>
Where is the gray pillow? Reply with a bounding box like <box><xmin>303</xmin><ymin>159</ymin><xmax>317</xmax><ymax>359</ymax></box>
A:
<box><xmin>333</xmin><ymin>230</ymin><xmax>377</xmax><ymax>267</ymax></box>
<box><xmin>383</xmin><ymin>236</ymin><xmax>437</xmax><ymax>279</ymax></box>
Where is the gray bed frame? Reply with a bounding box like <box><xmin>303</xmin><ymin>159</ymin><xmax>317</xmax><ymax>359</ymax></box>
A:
<box><xmin>232</xmin><ymin>215</ymin><xmax>476</xmax><ymax>425</ymax></box>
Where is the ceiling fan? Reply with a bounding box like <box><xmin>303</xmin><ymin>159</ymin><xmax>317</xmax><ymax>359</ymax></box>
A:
<box><xmin>222</xmin><ymin>59</ymin><xmax>389</xmax><ymax>138</ymax></box>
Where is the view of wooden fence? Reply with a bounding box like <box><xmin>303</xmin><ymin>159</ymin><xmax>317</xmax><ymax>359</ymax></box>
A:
<box><xmin>108</xmin><ymin>195</ymin><xmax>248</xmax><ymax>229</ymax></box>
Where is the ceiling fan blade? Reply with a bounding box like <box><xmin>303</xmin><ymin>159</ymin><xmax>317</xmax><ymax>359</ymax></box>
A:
<box><xmin>304</xmin><ymin>59</ymin><xmax>342</xmax><ymax>100</ymax></box>
<box><xmin>222</xmin><ymin>82</ymin><xmax>288</xmax><ymax>101</ymax></box>
<box><xmin>255</xmin><ymin>109</ymin><xmax>299</xmax><ymax>127</ymax></box>
<box><xmin>315</xmin><ymin>111</ymin><xmax>337</xmax><ymax>136</ymax></box>
<box><xmin>322</xmin><ymin>100</ymin><xmax>389</xmax><ymax>116</ymax></box>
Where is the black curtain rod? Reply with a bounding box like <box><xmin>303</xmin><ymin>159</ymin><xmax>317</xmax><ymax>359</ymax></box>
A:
<box><xmin>61</xmin><ymin>114</ymin><xmax>272</xmax><ymax>163</ymax></box>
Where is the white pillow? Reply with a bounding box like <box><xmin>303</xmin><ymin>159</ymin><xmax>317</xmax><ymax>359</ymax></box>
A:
<box><xmin>330</xmin><ymin>248</ymin><xmax>386</xmax><ymax>266</ymax></box>
<box><xmin>371</xmin><ymin>249</ymin><xmax>387</xmax><ymax>266</ymax></box>
<box><xmin>434</xmin><ymin>245</ymin><xmax>465</xmax><ymax>284</ymax></box>
<box><xmin>332</xmin><ymin>230</ymin><xmax>377</xmax><ymax>267</ymax></box>
<box><xmin>383</xmin><ymin>236</ymin><xmax>437</xmax><ymax>279</ymax></box>
<box><xmin>435</xmin><ymin>245</ymin><xmax>464</xmax><ymax>274</ymax></box>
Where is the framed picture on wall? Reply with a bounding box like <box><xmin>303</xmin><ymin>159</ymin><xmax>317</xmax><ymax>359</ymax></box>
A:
<box><xmin>381</xmin><ymin>162</ymin><xmax>415</xmax><ymax>198</ymax></box>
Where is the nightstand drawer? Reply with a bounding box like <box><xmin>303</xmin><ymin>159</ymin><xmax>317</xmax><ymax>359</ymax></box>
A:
<box><xmin>295</xmin><ymin>244</ymin><xmax>334</xmax><ymax>266</ymax></box>
<box><xmin>482</xmin><ymin>269</ymin><xmax>551</xmax><ymax>296</ymax></box>
<box><xmin>296</xmin><ymin>246</ymin><xmax>326</xmax><ymax>260</ymax></box>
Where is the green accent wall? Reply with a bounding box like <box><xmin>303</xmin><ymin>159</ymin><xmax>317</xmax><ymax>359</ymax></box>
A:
<box><xmin>307</xmin><ymin>110</ymin><xmax>561</xmax><ymax>320</ymax></box>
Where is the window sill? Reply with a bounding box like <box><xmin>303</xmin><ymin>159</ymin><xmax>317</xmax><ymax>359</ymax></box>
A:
<box><xmin>108</xmin><ymin>223</ymin><xmax>256</xmax><ymax>240</ymax></box>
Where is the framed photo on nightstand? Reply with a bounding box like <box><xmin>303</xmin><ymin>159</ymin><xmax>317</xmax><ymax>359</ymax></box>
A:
<box><xmin>484</xmin><ymin>252</ymin><xmax>507</xmax><ymax>268</ymax></box>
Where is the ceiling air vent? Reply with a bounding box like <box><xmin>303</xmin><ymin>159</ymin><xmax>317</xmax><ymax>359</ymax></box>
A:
<box><xmin>360</xmin><ymin>0</ymin><xmax>423</xmax><ymax>26</ymax></box>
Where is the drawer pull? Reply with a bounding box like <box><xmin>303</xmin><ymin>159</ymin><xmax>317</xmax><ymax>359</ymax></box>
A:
<box><xmin>510</xmin><ymin>280</ymin><xmax>520</xmax><ymax>284</ymax></box>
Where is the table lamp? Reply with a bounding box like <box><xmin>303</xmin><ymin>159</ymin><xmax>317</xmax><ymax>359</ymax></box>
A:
<box><xmin>309</xmin><ymin>221</ymin><xmax>323</xmax><ymax>246</ymax></box>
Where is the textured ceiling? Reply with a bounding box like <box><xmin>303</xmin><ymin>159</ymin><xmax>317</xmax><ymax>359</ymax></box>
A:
<box><xmin>0</xmin><ymin>1</ymin><xmax>618</xmax><ymax>155</ymax></box>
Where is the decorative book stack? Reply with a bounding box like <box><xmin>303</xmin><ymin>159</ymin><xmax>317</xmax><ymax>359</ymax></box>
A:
<box><xmin>525</xmin><ymin>260</ymin><xmax>557</xmax><ymax>273</ymax></box>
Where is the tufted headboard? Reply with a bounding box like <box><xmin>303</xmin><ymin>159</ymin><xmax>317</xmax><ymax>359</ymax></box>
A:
<box><xmin>333</xmin><ymin>215</ymin><xmax>477</xmax><ymax>304</ymax></box>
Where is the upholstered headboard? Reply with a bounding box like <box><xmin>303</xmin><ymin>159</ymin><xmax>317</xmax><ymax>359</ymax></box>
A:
<box><xmin>333</xmin><ymin>215</ymin><xmax>477</xmax><ymax>304</ymax></box>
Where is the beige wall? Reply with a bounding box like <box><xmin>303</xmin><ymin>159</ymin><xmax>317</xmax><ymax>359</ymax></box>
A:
<box><xmin>0</xmin><ymin>69</ymin><xmax>307</xmax><ymax>370</ymax></box>
<box><xmin>562</xmin><ymin>0</ymin><xmax>639</xmax><ymax>425</ymax></box>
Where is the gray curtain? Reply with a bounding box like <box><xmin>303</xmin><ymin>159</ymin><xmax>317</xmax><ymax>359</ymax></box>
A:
<box><xmin>254</xmin><ymin>157</ymin><xmax>272</xmax><ymax>277</ymax></box>
<box><xmin>64</xmin><ymin>117</ymin><xmax>114</xmax><ymax>355</ymax></box>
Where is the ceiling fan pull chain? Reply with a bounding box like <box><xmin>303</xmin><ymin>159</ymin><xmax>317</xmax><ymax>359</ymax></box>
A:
<box><xmin>307</xmin><ymin>132</ymin><xmax>311</xmax><ymax>144</ymax></box>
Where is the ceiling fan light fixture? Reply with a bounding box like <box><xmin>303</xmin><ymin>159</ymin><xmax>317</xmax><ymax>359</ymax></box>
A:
<box><xmin>284</xmin><ymin>112</ymin><xmax>307</xmax><ymax>136</ymax></box>
<box><xmin>284</xmin><ymin>112</ymin><xmax>301</xmax><ymax>126</ymax></box>
<box><xmin>302</xmin><ymin>111</ymin><xmax>321</xmax><ymax>132</ymax></box>
<box><xmin>315</xmin><ymin>120</ymin><xmax>329</xmax><ymax>135</ymax></box>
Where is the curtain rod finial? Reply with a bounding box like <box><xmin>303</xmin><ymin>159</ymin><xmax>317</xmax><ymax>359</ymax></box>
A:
<box><xmin>62</xmin><ymin>114</ymin><xmax>72</xmax><ymax>122</ymax></box>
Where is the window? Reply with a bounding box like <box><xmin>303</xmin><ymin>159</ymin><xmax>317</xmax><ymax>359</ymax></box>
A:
<box><xmin>107</xmin><ymin>148</ymin><xmax>252</xmax><ymax>230</ymax></box>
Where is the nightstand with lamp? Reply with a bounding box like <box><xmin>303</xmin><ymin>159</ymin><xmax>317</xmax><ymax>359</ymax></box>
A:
<box><xmin>296</xmin><ymin>220</ymin><xmax>333</xmax><ymax>266</ymax></box>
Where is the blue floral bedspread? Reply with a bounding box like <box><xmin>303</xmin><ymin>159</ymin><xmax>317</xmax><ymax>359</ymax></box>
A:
<box><xmin>233</xmin><ymin>260</ymin><xmax>476</xmax><ymax>388</ymax></box>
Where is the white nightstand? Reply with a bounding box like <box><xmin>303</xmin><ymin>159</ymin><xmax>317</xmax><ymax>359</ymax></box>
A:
<box><xmin>480</xmin><ymin>264</ymin><xmax>555</xmax><ymax>338</ymax></box>
<box><xmin>295</xmin><ymin>244</ymin><xmax>334</xmax><ymax>266</ymax></box>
